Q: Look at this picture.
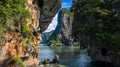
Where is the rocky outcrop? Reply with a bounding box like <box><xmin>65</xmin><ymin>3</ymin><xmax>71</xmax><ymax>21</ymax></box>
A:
<box><xmin>89</xmin><ymin>45</ymin><xmax>120</xmax><ymax>67</ymax></box>
<box><xmin>72</xmin><ymin>0</ymin><xmax>120</xmax><ymax>66</ymax></box>
<box><xmin>39</xmin><ymin>0</ymin><xmax>61</xmax><ymax>32</ymax></box>
<box><xmin>58</xmin><ymin>10</ymin><xmax>73</xmax><ymax>46</ymax></box>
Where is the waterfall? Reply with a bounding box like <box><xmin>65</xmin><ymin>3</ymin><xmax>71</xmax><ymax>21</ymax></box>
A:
<box><xmin>41</xmin><ymin>10</ymin><xmax>62</xmax><ymax>44</ymax></box>
<box><xmin>43</xmin><ymin>12</ymin><xmax>58</xmax><ymax>33</ymax></box>
<box><xmin>41</xmin><ymin>12</ymin><xmax>58</xmax><ymax>43</ymax></box>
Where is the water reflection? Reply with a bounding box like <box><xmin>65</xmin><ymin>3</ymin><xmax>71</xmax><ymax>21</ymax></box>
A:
<box><xmin>38</xmin><ymin>44</ymin><xmax>93</xmax><ymax>67</ymax></box>
<box><xmin>38</xmin><ymin>44</ymin><xmax>55</xmax><ymax>61</ymax></box>
<box><xmin>52</xmin><ymin>47</ymin><xmax>92</xmax><ymax>67</ymax></box>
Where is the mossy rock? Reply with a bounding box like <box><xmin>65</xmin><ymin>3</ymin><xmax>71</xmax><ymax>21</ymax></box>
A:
<box><xmin>14</xmin><ymin>57</ymin><xmax>25</xmax><ymax>67</ymax></box>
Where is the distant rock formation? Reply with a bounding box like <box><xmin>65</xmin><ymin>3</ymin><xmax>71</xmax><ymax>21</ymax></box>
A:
<box><xmin>41</xmin><ymin>9</ymin><xmax>74</xmax><ymax>46</ymax></box>
<box><xmin>59</xmin><ymin>11</ymin><xmax>73</xmax><ymax>46</ymax></box>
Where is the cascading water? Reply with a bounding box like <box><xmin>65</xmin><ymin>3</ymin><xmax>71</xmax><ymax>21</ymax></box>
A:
<box><xmin>43</xmin><ymin>12</ymin><xmax>59</xmax><ymax>33</ymax></box>
<box><xmin>41</xmin><ymin>10</ymin><xmax>62</xmax><ymax>44</ymax></box>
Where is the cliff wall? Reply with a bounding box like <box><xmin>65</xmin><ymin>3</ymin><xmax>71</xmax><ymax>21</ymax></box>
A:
<box><xmin>0</xmin><ymin>0</ymin><xmax>61</xmax><ymax>66</ymax></box>
<box><xmin>72</xmin><ymin>0</ymin><xmax>120</xmax><ymax>66</ymax></box>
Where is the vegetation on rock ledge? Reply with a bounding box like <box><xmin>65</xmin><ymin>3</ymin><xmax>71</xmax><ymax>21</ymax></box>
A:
<box><xmin>0</xmin><ymin>0</ymin><xmax>31</xmax><ymax>33</ymax></box>
<box><xmin>62</xmin><ymin>8</ymin><xmax>74</xmax><ymax>18</ymax></box>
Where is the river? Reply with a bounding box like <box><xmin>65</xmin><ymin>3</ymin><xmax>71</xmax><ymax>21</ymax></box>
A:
<box><xmin>38</xmin><ymin>44</ymin><xmax>95</xmax><ymax>67</ymax></box>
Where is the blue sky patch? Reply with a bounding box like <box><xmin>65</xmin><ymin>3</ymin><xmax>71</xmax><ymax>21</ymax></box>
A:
<box><xmin>62</xmin><ymin>0</ymin><xmax>72</xmax><ymax>9</ymax></box>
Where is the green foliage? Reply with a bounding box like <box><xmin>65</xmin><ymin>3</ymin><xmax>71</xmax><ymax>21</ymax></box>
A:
<box><xmin>59</xmin><ymin>65</ymin><xmax>66</xmax><ymax>67</ymax></box>
<box><xmin>50</xmin><ymin>40</ymin><xmax>62</xmax><ymax>46</ymax></box>
<box><xmin>73</xmin><ymin>0</ymin><xmax>120</xmax><ymax>51</ymax></box>
<box><xmin>14</xmin><ymin>57</ymin><xmax>25</xmax><ymax>67</ymax></box>
<box><xmin>21</xmin><ymin>32</ymin><xmax>34</xmax><ymax>48</ymax></box>
<box><xmin>21</xmin><ymin>21</ymin><xmax>33</xmax><ymax>38</ymax></box>
<box><xmin>0</xmin><ymin>39</ymin><xmax>4</xmax><ymax>45</ymax></box>
<box><xmin>58</xmin><ymin>0</ymin><xmax>62</xmax><ymax>3</ymax></box>
<box><xmin>0</xmin><ymin>0</ymin><xmax>34</xmax><ymax>53</ymax></box>
<box><xmin>62</xmin><ymin>8</ymin><xmax>74</xmax><ymax>18</ymax></box>
<box><xmin>73</xmin><ymin>42</ymin><xmax>80</xmax><ymax>45</ymax></box>
<box><xmin>0</xmin><ymin>24</ymin><xmax>5</xmax><ymax>34</ymax></box>
<box><xmin>0</xmin><ymin>0</ymin><xmax>31</xmax><ymax>33</ymax></box>
<box><xmin>22</xmin><ymin>44</ymin><xmax>29</xmax><ymax>48</ymax></box>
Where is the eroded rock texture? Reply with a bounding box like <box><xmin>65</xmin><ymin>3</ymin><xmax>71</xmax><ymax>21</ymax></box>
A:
<box><xmin>59</xmin><ymin>13</ymin><xmax>73</xmax><ymax>46</ymax></box>
<box><xmin>0</xmin><ymin>0</ymin><xmax>61</xmax><ymax>66</ymax></box>
<box><xmin>0</xmin><ymin>0</ymin><xmax>42</xmax><ymax>66</ymax></box>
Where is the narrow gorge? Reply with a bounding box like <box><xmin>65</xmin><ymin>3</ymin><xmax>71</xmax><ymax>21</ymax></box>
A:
<box><xmin>0</xmin><ymin>0</ymin><xmax>120</xmax><ymax>67</ymax></box>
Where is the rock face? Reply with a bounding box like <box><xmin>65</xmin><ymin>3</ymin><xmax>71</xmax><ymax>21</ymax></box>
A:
<box><xmin>88</xmin><ymin>45</ymin><xmax>120</xmax><ymax>66</ymax></box>
<box><xmin>39</xmin><ymin>0</ymin><xmax>61</xmax><ymax>32</ymax></box>
<box><xmin>72</xmin><ymin>0</ymin><xmax>120</xmax><ymax>66</ymax></box>
<box><xmin>0</xmin><ymin>0</ymin><xmax>41</xmax><ymax>66</ymax></box>
<box><xmin>59</xmin><ymin>12</ymin><xmax>73</xmax><ymax>46</ymax></box>
<box><xmin>0</xmin><ymin>0</ymin><xmax>61</xmax><ymax>66</ymax></box>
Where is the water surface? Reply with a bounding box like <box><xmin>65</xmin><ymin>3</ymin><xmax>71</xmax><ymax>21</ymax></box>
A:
<box><xmin>38</xmin><ymin>44</ymin><xmax>94</xmax><ymax>67</ymax></box>
<box><xmin>52</xmin><ymin>46</ymin><xmax>93</xmax><ymax>67</ymax></box>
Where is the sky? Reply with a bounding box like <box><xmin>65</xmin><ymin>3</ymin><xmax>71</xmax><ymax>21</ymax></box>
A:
<box><xmin>44</xmin><ymin>0</ymin><xmax>72</xmax><ymax>32</ymax></box>
<box><xmin>62</xmin><ymin>0</ymin><xmax>72</xmax><ymax>10</ymax></box>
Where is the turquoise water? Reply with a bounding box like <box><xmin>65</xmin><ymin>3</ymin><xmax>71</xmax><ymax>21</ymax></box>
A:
<box><xmin>38</xmin><ymin>44</ymin><xmax>94</xmax><ymax>67</ymax></box>
<box><xmin>38</xmin><ymin>44</ymin><xmax>55</xmax><ymax>61</ymax></box>
<box><xmin>52</xmin><ymin>46</ymin><xmax>93</xmax><ymax>67</ymax></box>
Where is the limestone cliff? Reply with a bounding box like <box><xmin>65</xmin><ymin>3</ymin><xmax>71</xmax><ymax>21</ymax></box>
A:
<box><xmin>0</xmin><ymin>0</ymin><xmax>41</xmax><ymax>66</ymax></box>
<box><xmin>72</xmin><ymin>0</ymin><xmax>120</xmax><ymax>66</ymax></box>
<box><xmin>0</xmin><ymin>0</ymin><xmax>61</xmax><ymax>66</ymax></box>
<box><xmin>58</xmin><ymin>8</ymin><xmax>73</xmax><ymax>46</ymax></box>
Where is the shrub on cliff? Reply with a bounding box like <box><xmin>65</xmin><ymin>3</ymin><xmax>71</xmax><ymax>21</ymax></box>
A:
<box><xmin>0</xmin><ymin>0</ymin><xmax>31</xmax><ymax>33</ymax></box>
<box><xmin>0</xmin><ymin>0</ymin><xmax>33</xmax><ymax>46</ymax></box>
<box><xmin>62</xmin><ymin>8</ymin><xmax>73</xmax><ymax>18</ymax></box>
<box><xmin>14</xmin><ymin>57</ymin><xmax>25</xmax><ymax>67</ymax></box>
